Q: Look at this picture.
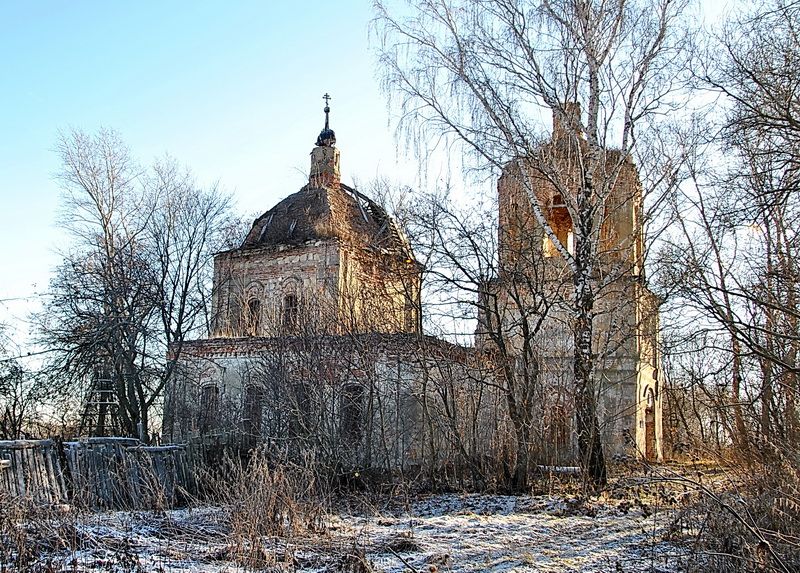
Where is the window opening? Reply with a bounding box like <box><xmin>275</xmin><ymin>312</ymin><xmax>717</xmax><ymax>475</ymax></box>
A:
<box><xmin>283</xmin><ymin>294</ymin><xmax>299</xmax><ymax>331</ymax></box>
<box><xmin>243</xmin><ymin>384</ymin><xmax>264</xmax><ymax>441</ymax></box>
<box><xmin>247</xmin><ymin>298</ymin><xmax>261</xmax><ymax>336</ymax></box>
<box><xmin>199</xmin><ymin>384</ymin><xmax>219</xmax><ymax>433</ymax></box>
<box><xmin>340</xmin><ymin>383</ymin><xmax>365</xmax><ymax>442</ymax></box>
<box><xmin>644</xmin><ymin>387</ymin><xmax>656</xmax><ymax>460</ymax></box>
<box><xmin>543</xmin><ymin>196</ymin><xmax>573</xmax><ymax>258</ymax></box>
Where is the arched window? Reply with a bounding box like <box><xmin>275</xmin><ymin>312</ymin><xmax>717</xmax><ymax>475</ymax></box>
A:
<box><xmin>247</xmin><ymin>298</ymin><xmax>261</xmax><ymax>336</ymax></box>
<box><xmin>340</xmin><ymin>383</ymin><xmax>365</xmax><ymax>442</ymax></box>
<box><xmin>645</xmin><ymin>387</ymin><xmax>656</xmax><ymax>411</ymax></box>
<box><xmin>644</xmin><ymin>387</ymin><xmax>657</xmax><ymax>460</ymax></box>
<box><xmin>199</xmin><ymin>383</ymin><xmax>219</xmax><ymax>433</ymax></box>
<box><xmin>227</xmin><ymin>299</ymin><xmax>242</xmax><ymax>336</ymax></box>
<box><xmin>289</xmin><ymin>380</ymin><xmax>311</xmax><ymax>440</ymax></box>
<box><xmin>243</xmin><ymin>384</ymin><xmax>264</xmax><ymax>443</ymax></box>
<box><xmin>283</xmin><ymin>294</ymin><xmax>298</xmax><ymax>331</ymax></box>
<box><xmin>543</xmin><ymin>193</ymin><xmax>573</xmax><ymax>257</ymax></box>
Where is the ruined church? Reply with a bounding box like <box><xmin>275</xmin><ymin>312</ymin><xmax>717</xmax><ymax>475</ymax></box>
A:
<box><xmin>162</xmin><ymin>99</ymin><xmax>662</xmax><ymax>475</ymax></box>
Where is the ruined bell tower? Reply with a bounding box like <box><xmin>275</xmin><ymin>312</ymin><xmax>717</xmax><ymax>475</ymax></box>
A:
<box><xmin>488</xmin><ymin>103</ymin><xmax>663</xmax><ymax>462</ymax></box>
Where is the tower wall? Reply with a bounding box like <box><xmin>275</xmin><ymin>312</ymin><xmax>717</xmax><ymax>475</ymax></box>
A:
<box><xmin>211</xmin><ymin>242</ymin><xmax>341</xmax><ymax>337</ymax></box>
<box><xmin>489</xmin><ymin>118</ymin><xmax>662</xmax><ymax>461</ymax></box>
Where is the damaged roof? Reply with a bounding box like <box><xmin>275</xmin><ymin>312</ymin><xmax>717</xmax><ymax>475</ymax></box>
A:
<box><xmin>240</xmin><ymin>183</ymin><xmax>413</xmax><ymax>257</ymax></box>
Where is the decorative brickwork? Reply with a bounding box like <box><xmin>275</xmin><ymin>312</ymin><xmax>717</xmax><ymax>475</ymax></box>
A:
<box><xmin>212</xmin><ymin>140</ymin><xmax>421</xmax><ymax>338</ymax></box>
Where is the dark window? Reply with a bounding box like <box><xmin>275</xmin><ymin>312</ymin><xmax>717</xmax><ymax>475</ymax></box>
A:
<box><xmin>340</xmin><ymin>384</ymin><xmax>365</xmax><ymax>442</ymax></box>
<box><xmin>289</xmin><ymin>380</ymin><xmax>311</xmax><ymax>440</ymax></box>
<box><xmin>283</xmin><ymin>294</ymin><xmax>298</xmax><ymax>331</ymax></box>
<box><xmin>228</xmin><ymin>300</ymin><xmax>241</xmax><ymax>335</ymax></box>
<box><xmin>247</xmin><ymin>298</ymin><xmax>261</xmax><ymax>336</ymax></box>
<box><xmin>243</xmin><ymin>384</ymin><xmax>264</xmax><ymax>441</ymax></box>
<box><xmin>199</xmin><ymin>384</ymin><xmax>219</xmax><ymax>433</ymax></box>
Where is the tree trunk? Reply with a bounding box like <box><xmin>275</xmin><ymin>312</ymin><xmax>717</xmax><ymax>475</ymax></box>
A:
<box><xmin>512</xmin><ymin>422</ymin><xmax>530</xmax><ymax>491</ymax></box>
<box><xmin>759</xmin><ymin>357</ymin><xmax>772</xmax><ymax>440</ymax></box>
<box><xmin>574</xmin><ymin>301</ymin><xmax>607</xmax><ymax>488</ymax></box>
<box><xmin>573</xmin><ymin>176</ymin><xmax>607</xmax><ymax>488</ymax></box>
<box><xmin>730</xmin><ymin>332</ymin><xmax>750</xmax><ymax>455</ymax></box>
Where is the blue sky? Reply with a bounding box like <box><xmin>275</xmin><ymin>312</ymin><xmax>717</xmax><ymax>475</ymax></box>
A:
<box><xmin>0</xmin><ymin>1</ymin><xmax>733</xmax><ymax>350</ymax></box>
<box><xmin>0</xmin><ymin>1</ymin><xmax>418</xmax><ymax>346</ymax></box>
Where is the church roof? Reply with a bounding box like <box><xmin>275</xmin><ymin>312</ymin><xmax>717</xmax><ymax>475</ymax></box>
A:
<box><xmin>238</xmin><ymin>94</ymin><xmax>414</xmax><ymax>260</ymax></box>
<box><xmin>240</xmin><ymin>182</ymin><xmax>413</xmax><ymax>257</ymax></box>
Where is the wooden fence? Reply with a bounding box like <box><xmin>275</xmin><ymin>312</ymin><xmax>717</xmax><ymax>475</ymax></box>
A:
<box><xmin>0</xmin><ymin>439</ymin><xmax>67</xmax><ymax>502</ymax></box>
<box><xmin>64</xmin><ymin>438</ymin><xmax>196</xmax><ymax>509</ymax></box>
<box><xmin>1</xmin><ymin>438</ymin><xmax>195</xmax><ymax>509</ymax></box>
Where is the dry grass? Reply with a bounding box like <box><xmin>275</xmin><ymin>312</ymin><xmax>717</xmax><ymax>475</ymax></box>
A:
<box><xmin>1</xmin><ymin>447</ymin><xmax>375</xmax><ymax>572</ymax></box>
<box><xmin>198</xmin><ymin>448</ymin><xmax>331</xmax><ymax>569</ymax></box>
<box><xmin>20</xmin><ymin>450</ymin><xmax>799</xmax><ymax>572</ymax></box>
<box><xmin>0</xmin><ymin>494</ymin><xmax>77</xmax><ymax>571</ymax></box>
<box><xmin>661</xmin><ymin>445</ymin><xmax>800</xmax><ymax>573</ymax></box>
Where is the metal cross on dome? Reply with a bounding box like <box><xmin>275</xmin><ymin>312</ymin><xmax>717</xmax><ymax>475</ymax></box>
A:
<box><xmin>323</xmin><ymin>93</ymin><xmax>331</xmax><ymax>129</ymax></box>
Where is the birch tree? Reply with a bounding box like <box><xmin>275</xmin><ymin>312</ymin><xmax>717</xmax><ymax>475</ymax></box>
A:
<box><xmin>376</xmin><ymin>0</ymin><xmax>692</xmax><ymax>486</ymax></box>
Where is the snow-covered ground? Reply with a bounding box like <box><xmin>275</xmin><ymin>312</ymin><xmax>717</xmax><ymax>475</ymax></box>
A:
<box><xmin>18</xmin><ymin>492</ymin><xmax>686</xmax><ymax>572</ymax></box>
<box><xmin>352</xmin><ymin>494</ymin><xmax>681</xmax><ymax>572</ymax></box>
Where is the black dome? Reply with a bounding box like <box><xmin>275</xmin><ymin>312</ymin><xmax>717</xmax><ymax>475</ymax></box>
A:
<box><xmin>316</xmin><ymin>127</ymin><xmax>336</xmax><ymax>147</ymax></box>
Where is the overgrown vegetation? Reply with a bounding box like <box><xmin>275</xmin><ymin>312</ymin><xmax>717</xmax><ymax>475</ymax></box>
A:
<box><xmin>0</xmin><ymin>495</ymin><xmax>76</xmax><ymax>571</ymax></box>
<box><xmin>33</xmin><ymin>129</ymin><xmax>245</xmax><ymax>441</ymax></box>
<box><xmin>4</xmin><ymin>1</ymin><xmax>800</xmax><ymax>571</ymax></box>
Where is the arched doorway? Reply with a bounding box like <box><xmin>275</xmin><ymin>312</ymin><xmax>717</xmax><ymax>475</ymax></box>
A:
<box><xmin>644</xmin><ymin>387</ymin><xmax>656</xmax><ymax>460</ymax></box>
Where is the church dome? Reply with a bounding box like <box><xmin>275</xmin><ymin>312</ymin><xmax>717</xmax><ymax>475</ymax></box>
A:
<box><xmin>316</xmin><ymin>127</ymin><xmax>336</xmax><ymax>147</ymax></box>
<box><xmin>240</xmin><ymin>183</ymin><xmax>413</xmax><ymax>259</ymax></box>
<box><xmin>239</xmin><ymin>94</ymin><xmax>414</xmax><ymax>261</ymax></box>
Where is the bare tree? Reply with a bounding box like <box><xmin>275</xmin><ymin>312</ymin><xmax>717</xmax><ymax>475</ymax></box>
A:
<box><xmin>0</xmin><ymin>329</ymin><xmax>45</xmax><ymax>439</ymax></box>
<box><xmin>376</xmin><ymin>0</ymin><xmax>693</xmax><ymax>486</ymax></box>
<box><xmin>710</xmin><ymin>0</ymin><xmax>800</xmax><ymax>448</ymax></box>
<box><xmin>400</xmin><ymin>187</ymin><xmax>558</xmax><ymax>488</ymax></box>
<box><xmin>659</xmin><ymin>1</ymin><xmax>800</xmax><ymax>454</ymax></box>
<box><xmin>37</xmin><ymin>128</ymin><xmax>238</xmax><ymax>441</ymax></box>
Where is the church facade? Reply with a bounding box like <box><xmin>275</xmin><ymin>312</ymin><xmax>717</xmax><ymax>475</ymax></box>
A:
<box><xmin>161</xmin><ymin>104</ymin><xmax>500</xmax><ymax>476</ymax></box>
<box><xmin>162</xmin><ymin>101</ymin><xmax>662</xmax><ymax>478</ymax></box>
